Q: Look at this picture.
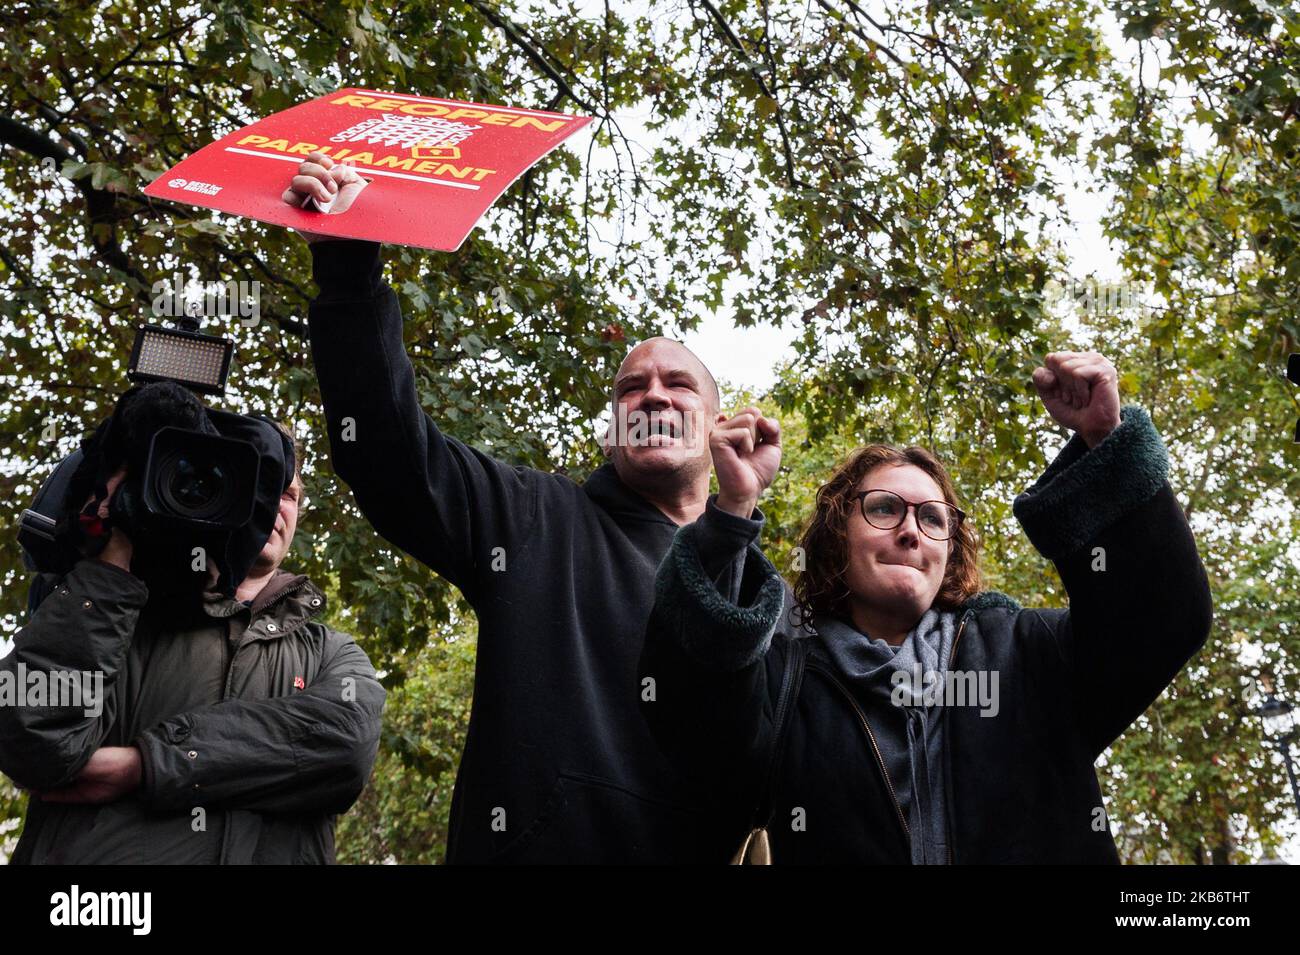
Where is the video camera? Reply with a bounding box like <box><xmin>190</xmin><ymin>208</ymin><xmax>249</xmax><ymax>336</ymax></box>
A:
<box><xmin>18</xmin><ymin>320</ymin><xmax>295</xmax><ymax>609</ymax></box>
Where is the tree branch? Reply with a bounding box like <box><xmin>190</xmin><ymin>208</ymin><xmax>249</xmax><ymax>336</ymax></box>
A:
<box><xmin>698</xmin><ymin>0</ymin><xmax>801</xmax><ymax>188</ymax></box>
<box><xmin>0</xmin><ymin>114</ymin><xmax>151</xmax><ymax>297</ymax></box>
<box><xmin>462</xmin><ymin>0</ymin><xmax>597</xmax><ymax>113</ymax></box>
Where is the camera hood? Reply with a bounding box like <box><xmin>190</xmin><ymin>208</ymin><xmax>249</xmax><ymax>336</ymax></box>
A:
<box><xmin>18</xmin><ymin>387</ymin><xmax>295</xmax><ymax>602</ymax></box>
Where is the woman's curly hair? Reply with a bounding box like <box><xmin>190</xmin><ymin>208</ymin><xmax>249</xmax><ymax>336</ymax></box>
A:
<box><xmin>791</xmin><ymin>444</ymin><xmax>983</xmax><ymax>629</ymax></box>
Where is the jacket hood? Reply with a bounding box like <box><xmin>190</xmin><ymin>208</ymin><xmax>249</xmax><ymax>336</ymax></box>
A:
<box><xmin>201</xmin><ymin>568</ymin><xmax>325</xmax><ymax>636</ymax></box>
<box><xmin>583</xmin><ymin>461</ymin><xmax>680</xmax><ymax>527</ymax></box>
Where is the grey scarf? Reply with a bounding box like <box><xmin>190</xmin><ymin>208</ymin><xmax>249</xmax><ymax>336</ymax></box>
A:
<box><xmin>814</xmin><ymin>607</ymin><xmax>961</xmax><ymax>864</ymax></box>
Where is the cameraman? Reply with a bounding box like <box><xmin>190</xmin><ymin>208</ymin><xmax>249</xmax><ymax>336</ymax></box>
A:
<box><xmin>0</xmin><ymin>418</ymin><xmax>385</xmax><ymax>864</ymax></box>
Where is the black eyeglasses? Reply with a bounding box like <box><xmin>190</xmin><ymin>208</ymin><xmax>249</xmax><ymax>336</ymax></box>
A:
<box><xmin>852</xmin><ymin>489</ymin><xmax>965</xmax><ymax>541</ymax></box>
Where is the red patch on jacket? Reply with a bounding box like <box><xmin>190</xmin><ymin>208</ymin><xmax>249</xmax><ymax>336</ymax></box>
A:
<box><xmin>293</xmin><ymin>676</ymin><xmax>305</xmax><ymax>690</ymax></box>
<box><xmin>78</xmin><ymin>513</ymin><xmax>106</xmax><ymax>538</ymax></box>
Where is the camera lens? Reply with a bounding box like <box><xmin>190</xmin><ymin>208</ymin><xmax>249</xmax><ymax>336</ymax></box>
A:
<box><xmin>156</xmin><ymin>449</ymin><xmax>235</xmax><ymax>521</ymax></box>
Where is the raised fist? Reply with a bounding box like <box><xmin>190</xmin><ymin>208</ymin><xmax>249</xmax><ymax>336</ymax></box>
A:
<box><xmin>709</xmin><ymin>406</ymin><xmax>781</xmax><ymax>518</ymax></box>
<box><xmin>1032</xmin><ymin>351</ymin><xmax>1122</xmax><ymax>449</ymax></box>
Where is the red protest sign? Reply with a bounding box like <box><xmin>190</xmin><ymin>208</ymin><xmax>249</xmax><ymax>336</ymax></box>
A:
<box><xmin>143</xmin><ymin>88</ymin><xmax>592</xmax><ymax>251</ymax></box>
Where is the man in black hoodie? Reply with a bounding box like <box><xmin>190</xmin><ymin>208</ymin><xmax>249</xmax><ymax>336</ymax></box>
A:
<box><xmin>284</xmin><ymin>153</ymin><xmax>734</xmax><ymax>862</ymax></box>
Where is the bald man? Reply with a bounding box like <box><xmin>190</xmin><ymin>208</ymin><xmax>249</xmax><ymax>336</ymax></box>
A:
<box><xmin>286</xmin><ymin>155</ymin><xmax>746</xmax><ymax>864</ymax></box>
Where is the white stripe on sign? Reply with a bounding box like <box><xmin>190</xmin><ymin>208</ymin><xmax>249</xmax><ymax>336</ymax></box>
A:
<box><xmin>222</xmin><ymin>147</ymin><xmax>482</xmax><ymax>191</ymax></box>
<box><xmin>348</xmin><ymin>89</ymin><xmax>576</xmax><ymax>120</ymax></box>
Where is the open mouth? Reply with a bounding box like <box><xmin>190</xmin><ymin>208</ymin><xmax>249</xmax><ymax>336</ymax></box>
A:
<box><xmin>643</xmin><ymin>414</ymin><xmax>683</xmax><ymax>444</ymax></box>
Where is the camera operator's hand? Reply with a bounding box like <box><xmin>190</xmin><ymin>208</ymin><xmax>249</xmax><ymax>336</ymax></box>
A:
<box><xmin>281</xmin><ymin>151</ymin><xmax>370</xmax><ymax>243</ymax></box>
<box><xmin>711</xmin><ymin>406</ymin><xmax>781</xmax><ymax>519</ymax></box>
<box><xmin>38</xmin><ymin>746</ymin><xmax>142</xmax><ymax>804</ymax></box>
<box><xmin>1032</xmin><ymin>351</ymin><xmax>1122</xmax><ymax>449</ymax></box>
<box><xmin>80</xmin><ymin>467</ymin><xmax>133</xmax><ymax>571</ymax></box>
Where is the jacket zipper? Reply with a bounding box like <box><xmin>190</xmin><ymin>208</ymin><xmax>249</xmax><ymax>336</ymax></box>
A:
<box><xmin>807</xmin><ymin>608</ymin><xmax>973</xmax><ymax>863</ymax></box>
<box><xmin>948</xmin><ymin>611</ymin><xmax>970</xmax><ymax>669</ymax></box>
<box><xmin>216</xmin><ymin>577</ymin><xmax>319</xmax><ymax>865</ymax></box>
<box><xmin>220</xmin><ymin>578</ymin><xmax>314</xmax><ymax>702</ymax></box>
<box><xmin>806</xmin><ymin>659</ymin><xmax>912</xmax><ymax>844</ymax></box>
<box><xmin>945</xmin><ymin>610</ymin><xmax>971</xmax><ymax>865</ymax></box>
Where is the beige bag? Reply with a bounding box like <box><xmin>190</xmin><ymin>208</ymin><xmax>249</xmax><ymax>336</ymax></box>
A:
<box><xmin>731</xmin><ymin>827</ymin><xmax>773</xmax><ymax>865</ymax></box>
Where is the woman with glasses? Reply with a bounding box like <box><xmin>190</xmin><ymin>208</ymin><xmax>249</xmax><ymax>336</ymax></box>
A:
<box><xmin>639</xmin><ymin>351</ymin><xmax>1213</xmax><ymax>864</ymax></box>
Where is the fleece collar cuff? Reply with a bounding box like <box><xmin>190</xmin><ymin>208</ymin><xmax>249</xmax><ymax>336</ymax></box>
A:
<box><xmin>656</xmin><ymin>522</ymin><xmax>787</xmax><ymax>672</ymax></box>
<box><xmin>1011</xmin><ymin>404</ymin><xmax>1168</xmax><ymax>563</ymax></box>
<box><xmin>963</xmin><ymin>591</ymin><xmax>1022</xmax><ymax>613</ymax></box>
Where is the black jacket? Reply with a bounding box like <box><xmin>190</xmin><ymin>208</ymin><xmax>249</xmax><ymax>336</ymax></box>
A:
<box><xmin>306</xmin><ymin>241</ymin><xmax>732</xmax><ymax>863</ymax></box>
<box><xmin>640</xmin><ymin>405</ymin><xmax>1214</xmax><ymax>863</ymax></box>
<box><xmin>0</xmin><ymin>564</ymin><xmax>385</xmax><ymax>864</ymax></box>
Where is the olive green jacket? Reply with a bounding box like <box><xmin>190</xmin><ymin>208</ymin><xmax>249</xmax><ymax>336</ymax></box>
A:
<box><xmin>0</xmin><ymin>560</ymin><xmax>385</xmax><ymax>864</ymax></box>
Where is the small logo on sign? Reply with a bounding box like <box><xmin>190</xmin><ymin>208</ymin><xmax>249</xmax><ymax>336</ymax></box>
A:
<box><xmin>293</xmin><ymin>676</ymin><xmax>305</xmax><ymax>690</ymax></box>
<box><xmin>177</xmin><ymin>179</ymin><xmax>223</xmax><ymax>196</ymax></box>
<box><xmin>168</xmin><ymin>177</ymin><xmax>187</xmax><ymax>188</ymax></box>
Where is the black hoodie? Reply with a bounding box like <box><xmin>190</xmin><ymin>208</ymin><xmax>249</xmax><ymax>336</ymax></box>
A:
<box><xmin>306</xmin><ymin>240</ymin><xmax>731</xmax><ymax>863</ymax></box>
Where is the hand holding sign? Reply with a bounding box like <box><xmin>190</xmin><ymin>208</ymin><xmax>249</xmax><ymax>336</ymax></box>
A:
<box><xmin>282</xmin><ymin>153</ymin><xmax>370</xmax><ymax>243</ymax></box>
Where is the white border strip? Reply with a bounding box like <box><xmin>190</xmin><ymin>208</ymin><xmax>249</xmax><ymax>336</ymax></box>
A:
<box><xmin>223</xmin><ymin>147</ymin><xmax>482</xmax><ymax>191</ymax></box>
<box><xmin>348</xmin><ymin>88</ymin><xmax>577</xmax><ymax>121</ymax></box>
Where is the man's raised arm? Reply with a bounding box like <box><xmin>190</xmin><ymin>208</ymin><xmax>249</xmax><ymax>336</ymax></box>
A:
<box><xmin>288</xmin><ymin>154</ymin><xmax>541</xmax><ymax>599</ymax></box>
